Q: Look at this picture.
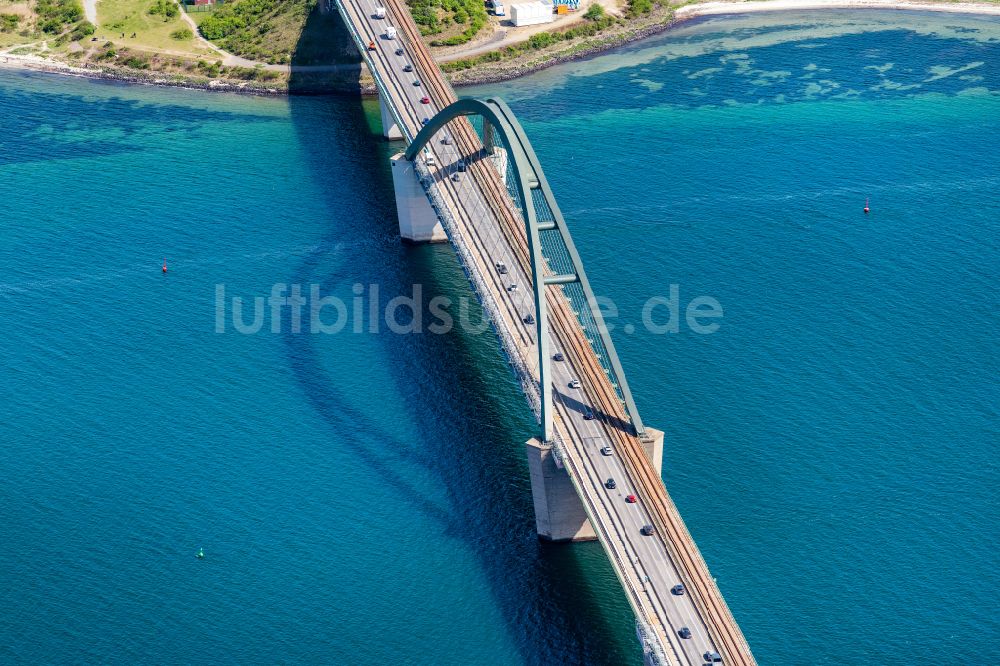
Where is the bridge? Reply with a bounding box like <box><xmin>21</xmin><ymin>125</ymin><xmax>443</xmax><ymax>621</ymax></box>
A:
<box><xmin>331</xmin><ymin>0</ymin><xmax>757</xmax><ymax>662</ymax></box>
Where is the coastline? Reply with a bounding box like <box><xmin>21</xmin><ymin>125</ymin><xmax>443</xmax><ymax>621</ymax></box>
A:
<box><xmin>0</xmin><ymin>53</ymin><xmax>379</xmax><ymax>96</ymax></box>
<box><xmin>2</xmin><ymin>0</ymin><xmax>999</xmax><ymax>94</ymax></box>
<box><xmin>445</xmin><ymin>0</ymin><xmax>1000</xmax><ymax>86</ymax></box>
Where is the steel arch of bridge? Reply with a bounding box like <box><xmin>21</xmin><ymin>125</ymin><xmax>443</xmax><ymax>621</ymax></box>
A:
<box><xmin>405</xmin><ymin>97</ymin><xmax>645</xmax><ymax>441</ymax></box>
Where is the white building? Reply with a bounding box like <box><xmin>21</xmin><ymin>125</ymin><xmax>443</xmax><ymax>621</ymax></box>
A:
<box><xmin>510</xmin><ymin>1</ymin><xmax>554</xmax><ymax>26</ymax></box>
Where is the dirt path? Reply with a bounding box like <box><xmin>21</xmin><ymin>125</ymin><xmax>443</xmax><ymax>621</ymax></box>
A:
<box><xmin>83</xmin><ymin>0</ymin><xmax>98</xmax><ymax>24</ymax></box>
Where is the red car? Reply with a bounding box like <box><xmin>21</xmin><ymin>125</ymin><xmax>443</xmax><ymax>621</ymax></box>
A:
<box><xmin>420</xmin><ymin>96</ymin><xmax>430</xmax><ymax>104</ymax></box>
<box><xmin>625</xmin><ymin>494</ymin><xmax>637</xmax><ymax>504</ymax></box>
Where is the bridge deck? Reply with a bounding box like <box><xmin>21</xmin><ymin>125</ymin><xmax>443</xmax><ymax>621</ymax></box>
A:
<box><xmin>333</xmin><ymin>1</ymin><xmax>756</xmax><ymax>663</ymax></box>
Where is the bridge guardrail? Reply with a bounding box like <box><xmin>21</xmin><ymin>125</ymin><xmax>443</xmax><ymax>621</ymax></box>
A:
<box><xmin>555</xmin><ymin>421</ymin><xmax>671</xmax><ymax>666</ymax></box>
<box><xmin>333</xmin><ymin>0</ymin><xmax>413</xmax><ymax>143</ymax></box>
<box><xmin>413</xmin><ymin>160</ymin><xmax>543</xmax><ymax>422</ymax></box>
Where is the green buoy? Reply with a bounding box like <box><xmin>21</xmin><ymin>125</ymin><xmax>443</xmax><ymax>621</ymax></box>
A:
<box><xmin>197</xmin><ymin>548</ymin><xmax>204</xmax><ymax>559</ymax></box>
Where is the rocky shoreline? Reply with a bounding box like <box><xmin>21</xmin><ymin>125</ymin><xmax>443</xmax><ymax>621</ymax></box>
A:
<box><xmin>0</xmin><ymin>54</ymin><xmax>381</xmax><ymax>96</ymax></box>
<box><xmin>445</xmin><ymin>11</ymin><xmax>680</xmax><ymax>87</ymax></box>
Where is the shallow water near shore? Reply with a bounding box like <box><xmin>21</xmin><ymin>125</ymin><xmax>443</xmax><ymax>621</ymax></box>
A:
<box><xmin>2</xmin><ymin>9</ymin><xmax>999</xmax><ymax>665</ymax></box>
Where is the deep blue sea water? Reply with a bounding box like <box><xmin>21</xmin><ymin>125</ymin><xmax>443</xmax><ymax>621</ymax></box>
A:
<box><xmin>2</xmin><ymin>10</ymin><xmax>998</xmax><ymax>664</ymax></box>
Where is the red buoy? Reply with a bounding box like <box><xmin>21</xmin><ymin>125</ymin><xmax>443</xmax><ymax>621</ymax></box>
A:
<box><xmin>162</xmin><ymin>259</ymin><xmax>168</xmax><ymax>273</ymax></box>
<box><xmin>863</xmin><ymin>198</ymin><xmax>870</xmax><ymax>215</ymax></box>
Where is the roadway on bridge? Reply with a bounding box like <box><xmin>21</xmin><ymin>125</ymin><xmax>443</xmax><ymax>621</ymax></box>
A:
<box><xmin>334</xmin><ymin>1</ymin><xmax>755</xmax><ymax>663</ymax></box>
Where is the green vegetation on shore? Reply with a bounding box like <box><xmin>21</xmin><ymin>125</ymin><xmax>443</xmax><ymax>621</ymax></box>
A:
<box><xmin>147</xmin><ymin>0</ymin><xmax>179</xmax><ymax>19</ymax></box>
<box><xmin>97</xmin><ymin>0</ymin><xmax>202</xmax><ymax>52</ymax></box>
<box><xmin>408</xmin><ymin>0</ymin><xmax>488</xmax><ymax>45</ymax></box>
<box><xmin>442</xmin><ymin>6</ymin><xmax>620</xmax><ymax>71</ymax></box>
<box><xmin>36</xmin><ymin>0</ymin><xmax>84</xmax><ymax>33</ymax></box>
<box><xmin>78</xmin><ymin>38</ymin><xmax>282</xmax><ymax>79</ymax></box>
<box><xmin>442</xmin><ymin>0</ymin><xmax>667</xmax><ymax>75</ymax></box>
<box><xmin>1</xmin><ymin>13</ymin><xmax>22</xmax><ymax>33</ymax></box>
<box><xmin>197</xmin><ymin>0</ymin><xmax>357</xmax><ymax>64</ymax></box>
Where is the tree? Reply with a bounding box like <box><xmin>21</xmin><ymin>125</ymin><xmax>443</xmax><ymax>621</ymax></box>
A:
<box><xmin>583</xmin><ymin>2</ymin><xmax>604</xmax><ymax>20</ymax></box>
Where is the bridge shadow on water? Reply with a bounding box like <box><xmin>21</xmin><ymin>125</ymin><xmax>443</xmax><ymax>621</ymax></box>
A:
<box><xmin>284</xmin><ymin>9</ymin><xmax>641</xmax><ymax>664</ymax></box>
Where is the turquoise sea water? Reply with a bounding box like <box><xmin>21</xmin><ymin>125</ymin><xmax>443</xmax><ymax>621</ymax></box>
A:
<box><xmin>2</xmin><ymin>10</ymin><xmax>998</xmax><ymax>664</ymax></box>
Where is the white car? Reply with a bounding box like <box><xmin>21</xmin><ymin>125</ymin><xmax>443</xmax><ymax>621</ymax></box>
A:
<box><xmin>373</xmin><ymin>6</ymin><xmax>386</xmax><ymax>18</ymax></box>
<box><xmin>568</xmin><ymin>379</ymin><xmax>581</xmax><ymax>389</ymax></box>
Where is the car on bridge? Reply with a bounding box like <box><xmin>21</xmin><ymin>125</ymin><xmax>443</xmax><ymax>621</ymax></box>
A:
<box><xmin>605</xmin><ymin>478</ymin><xmax>616</xmax><ymax>489</ymax></box>
<box><xmin>584</xmin><ymin>409</ymin><xmax>595</xmax><ymax>420</ymax></box>
<box><xmin>678</xmin><ymin>627</ymin><xmax>692</xmax><ymax>639</ymax></box>
<box><xmin>456</xmin><ymin>159</ymin><xmax>467</xmax><ymax>172</ymax></box>
<box><xmin>671</xmin><ymin>584</ymin><xmax>685</xmax><ymax>595</ymax></box>
<box><xmin>640</xmin><ymin>524</ymin><xmax>655</xmax><ymax>536</ymax></box>
<box><xmin>395</xmin><ymin>47</ymin><xmax>404</xmax><ymax>56</ymax></box>
<box><xmin>420</xmin><ymin>96</ymin><xmax>430</xmax><ymax>104</ymax></box>
<box><xmin>441</xmin><ymin>135</ymin><xmax>452</xmax><ymax>145</ymax></box>
<box><xmin>403</xmin><ymin>64</ymin><xmax>413</xmax><ymax>72</ymax></box>
<box><xmin>496</xmin><ymin>262</ymin><xmax>507</xmax><ymax>274</ymax></box>
<box><xmin>524</xmin><ymin>314</ymin><xmax>535</xmax><ymax>325</ymax></box>
<box><xmin>413</xmin><ymin>79</ymin><xmax>421</xmax><ymax>86</ymax></box>
<box><xmin>625</xmin><ymin>494</ymin><xmax>637</xmax><ymax>503</ymax></box>
<box><xmin>553</xmin><ymin>352</ymin><xmax>564</xmax><ymax>361</ymax></box>
<box><xmin>568</xmin><ymin>379</ymin><xmax>580</xmax><ymax>388</ymax></box>
<box><xmin>704</xmin><ymin>651</ymin><xmax>723</xmax><ymax>663</ymax></box>
<box><xmin>451</xmin><ymin>173</ymin><xmax>461</xmax><ymax>182</ymax></box>
<box><xmin>373</xmin><ymin>6</ymin><xmax>385</xmax><ymax>18</ymax></box>
<box><xmin>600</xmin><ymin>446</ymin><xmax>612</xmax><ymax>456</ymax></box>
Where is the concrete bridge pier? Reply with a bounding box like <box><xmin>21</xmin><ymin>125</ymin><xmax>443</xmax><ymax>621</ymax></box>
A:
<box><xmin>526</xmin><ymin>428</ymin><xmax>663</xmax><ymax>542</ymax></box>
<box><xmin>380</xmin><ymin>94</ymin><xmax>404</xmax><ymax>140</ymax></box>
<box><xmin>390</xmin><ymin>153</ymin><xmax>447</xmax><ymax>243</ymax></box>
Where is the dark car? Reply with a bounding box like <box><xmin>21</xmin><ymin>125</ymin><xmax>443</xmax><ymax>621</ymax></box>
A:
<box><xmin>420</xmin><ymin>96</ymin><xmax>430</xmax><ymax>104</ymax></box>
<box><xmin>496</xmin><ymin>262</ymin><xmax>508</xmax><ymax>274</ymax></box>
<box><xmin>678</xmin><ymin>627</ymin><xmax>691</xmax><ymax>639</ymax></box>
<box><xmin>704</xmin><ymin>651</ymin><xmax>722</xmax><ymax>663</ymax></box>
<box><xmin>605</xmin><ymin>478</ymin><xmax>616</xmax><ymax>489</ymax></box>
<box><xmin>413</xmin><ymin>79</ymin><xmax>421</xmax><ymax>86</ymax></box>
<box><xmin>583</xmin><ymin>410</ymin><xmax>595</xmax><ymax>421</ymax></box>
<box><xmin>640</xmin><ymin>524</ymin><xmax>655</xmax><ymax>536</ymax></box>
<box><xmin>441</xmin><ymin>135</ymin><xmax>453</xmax><ymax>145</ymax></box>
<box><xmin>422</xmin><ymin>118</ymin><xmax>429</xmax><ymax>125</ymax></box>
<box><xmin>395</xmin><ymin>47</ymin><xmax>404</xmax><ymax>56</ymax></box>
<box><xmin>456</xmin><ymin>159</ymin><xmax>467</xmax><ymax>172</ymax></box>
<box><xmin>524</xmin><ymin>314</ymin><xmax>535</xmax><ymax>325</ymax></box>
<box><xmin>553</xmin><ymin>352</ymin><xmax>565</xmax><ymax>361</ymax></box>
<box><xmin>403</xmin><ymin>64</ymin><xmax>413</xmax><ymax>72</ymax></box>
<box><xmin>671</xmin><ymin>584</ymin><xmax>685</xmax><ymax>595</ymax></box>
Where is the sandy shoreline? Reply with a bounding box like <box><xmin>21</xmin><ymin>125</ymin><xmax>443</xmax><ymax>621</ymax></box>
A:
<box><xmin>2</xmin><ymin>0</ymin><xmax>999</xmax><ymax>94</ymax></box>
<box><xmin>676</xmin><ymin>0</ymin><xmax>1000</xmax><ymax>19</ymax></box>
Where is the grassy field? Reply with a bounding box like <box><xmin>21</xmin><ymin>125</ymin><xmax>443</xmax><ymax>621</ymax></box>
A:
<box><xmin>0</xmin><ymin>0</ymin><xmax>101</xmax><ymax>50</ymax></box>
<box><xmin>95</xmin><ymin>0</ymin><xmax>213</xmax><ymax>56</ymax></box>
<box><xmin>195</xmin><ymin>0</ymin><xmax>357</xmax><ymax>65</ymax></box>
<box><xmin>408</xmin><ymin>0</ymin><xmax>490</xmax><ymax>46</ymax></box>
<box><xmin>0</xmin><ymin>2</ymin><xmax>34</xmax><ymax>48</ymax></box>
